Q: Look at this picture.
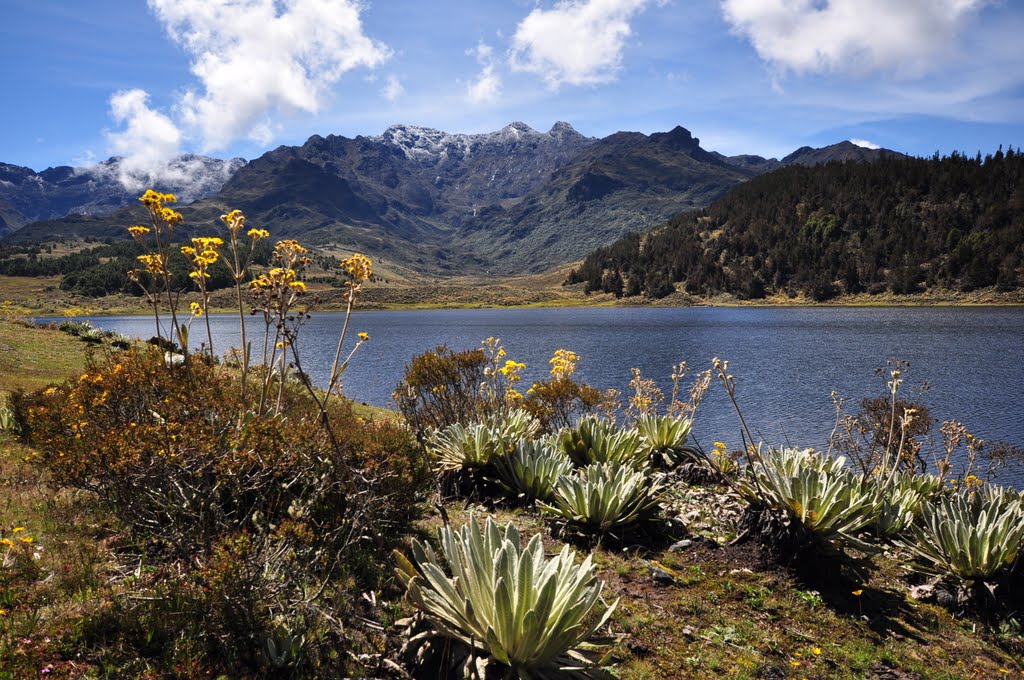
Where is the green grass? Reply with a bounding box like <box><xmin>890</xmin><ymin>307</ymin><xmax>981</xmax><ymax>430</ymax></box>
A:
<box><xmin>0</xmin><ymin>320</ymin><xmax>89</xmax><ymax>399</ymax></box>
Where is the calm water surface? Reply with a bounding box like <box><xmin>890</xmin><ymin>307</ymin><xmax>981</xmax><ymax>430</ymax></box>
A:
<box><xmin>82</xmin><ymin>307</ymin><xmax>1024</xmax><ymax>484</ymax></box>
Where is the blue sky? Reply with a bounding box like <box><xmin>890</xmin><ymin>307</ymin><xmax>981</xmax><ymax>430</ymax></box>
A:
<box><xmin>2</xmin><ymin>0</ymin><xmax>1022</xmax><ymax>176</ymax></box>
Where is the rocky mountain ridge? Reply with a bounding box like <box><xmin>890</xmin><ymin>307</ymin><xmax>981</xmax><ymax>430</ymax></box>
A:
<box><xmin>2</xmin><ymin>124</ymin><xmax>902</xmax><ymax>274</ymax></box>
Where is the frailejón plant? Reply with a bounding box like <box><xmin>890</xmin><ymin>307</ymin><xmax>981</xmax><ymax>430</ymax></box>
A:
<box><xmin>540</xmin><ymin>462</ymin><xmax>666</xmax><ymax>530</ymax></box>
<box><xmin>394</xmin><ymin>516</ymin><xmax>618</xmax><ymax>677</ymax></box>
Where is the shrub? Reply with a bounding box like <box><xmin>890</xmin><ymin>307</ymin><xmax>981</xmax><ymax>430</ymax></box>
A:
<box><xmin>19</xmin><ymin>346</ymin><xmax>428</xmax><ymax>557</ymax></box>
<box><xmin>540</xmin><ymin>463</ymin><xmax>666</xmax><ymax>531</ymax></box>
<box><xmin>556</xmin><ymin>416</ymin><xmax>647</xmax><ymax>469</ymax></box>
<box><xmin>394</xmin><ymin>516</ymin><xmax>618</xmax><ymax>677</ymax></box>
<box><xmin>394</xmin><ymin>345</ymin><xmax>496</xmax><ymax>438</ymax></box>
<box><xmin>493</xmin><ymin>439</ymin><xmax>574</xmax><ymax>504</ymax></box>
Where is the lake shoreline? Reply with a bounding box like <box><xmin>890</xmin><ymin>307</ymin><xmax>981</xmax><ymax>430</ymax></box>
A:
<box><xmin>11</xmin><ymin>286</ymin><xmax>1024</xmax><ymax>318</ymax></box>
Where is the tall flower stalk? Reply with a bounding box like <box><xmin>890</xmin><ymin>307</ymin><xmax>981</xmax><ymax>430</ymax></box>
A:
<box><xmin>220</xmin><ymin>209</ymin><xmax>268</xmax><ymax>400</ymax></box>
<box><xmin>322</xmin><ymin>253</ymin><xmax>372</xmax><ymax>411</ymax></box>
<box><xmin>127</xmin><ymin>190</ymin><xmax>185</xmax><ymax>351</ymax></box>
<box><xmin>180</xmin><ymin>236</ymin><xmax>223</xmax><ymax>359</ymax></box>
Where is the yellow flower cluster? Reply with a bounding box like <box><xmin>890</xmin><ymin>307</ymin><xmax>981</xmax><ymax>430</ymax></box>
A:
<box><xmin>128</xmin><ymin>225</ymin><xmax>151</xmax><ymax>238</ymax></box>
<box><xmin>139</xmin><ymin>189</ymin><xmax>176</xmax><ymax>209</ymax></box>
<box><xmin>549</xmin><ymin>349</ymin><xmax>579</xmax><ymax>380</ymax></box>
<box><xmin>1</xmin><ymin>527</ymin><xmax>34</xmax><ymax>548</ymax></box>
<box><xmin>341</xmin><ymin>253</ymin><xmax>373</xmax><ymax>282</ymax></box>
<box><xmin>250</xmin><ymin>266</ymin><xmax>306</xmax><ymax>293</ymax></box>
<box><xmin>247</xmin><ymin>228</ymin><xmax>270</xmax><ymax>240</ymax></box>
<box><xmin>136</xmin><ymin>253</ymin><xmax>166</xmax><ymax>275</ymax></box>
<box><xmin>160</xmin><ymin>206</ymin><xmax>184</xmax><ymax>225</ymax></box>
<box><xmin>190</xmin><ymin>301</ymin><xmax>204</xmax><ymax>317</ymax></box>
<box><xmin>498</xmin><ymin>359</ymin><xmax>526</xmax><ymax>382</ymax></box>
<box><xmin>221</xmin><ymin>209</ymin><xmax>245</xmax><ymax>231</ymax></box>
<box><xmin>712</xmin><ymin>441</ymin><xmax>728</xmax><ymax>456</ymax></box>
<box><xmin>275</xmin><ymin>239</ymin><xmax>308</xmax><ymax>256</ymax></box>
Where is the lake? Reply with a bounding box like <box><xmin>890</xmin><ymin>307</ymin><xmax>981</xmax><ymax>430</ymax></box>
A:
<box><xmin>81</xmin><ymin>306</ymin><xmax>1024</xmax><ymax>485</ymax></box>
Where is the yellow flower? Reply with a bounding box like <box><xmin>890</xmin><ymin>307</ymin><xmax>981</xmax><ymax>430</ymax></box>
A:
<box><xmin>340</xmin><ymin>253</ymin><xmax>373</xmax><ymax>282</ymax></box>
<box><xmin>12</xmin><ymin>527</ymin><xmax>26</xmax><ymax>533</ymax></box>
<box><xmin>812</xmin><ymin>647</ymin><xmax>821</xmax><ymax>655</ymax></box>
<box><xmin>358</xmin><ymin>332</ymin><xmax>370</xmax><ymax>342</ymax></box>
<box><xmin>247</xmin><ymin>228</ymin><xmax>270</xmax><ymax>240</ymax></box>
<box><xmin>159</xmin><ymin>207</ymin><xmax>184</xmax><ymax>225</ymax></box>
<box><xmin>0</xmin><ymin>538</ymin><xmax>13</xmax><ymax>548</ymax></box>
<box><xmin>128</xmin><ymin>225</ymin><xmax>150</xmax><ymax>238</ymax></box>
<box><xmin>136</xmin><ymin>253</ymin><xmax>166</xmax><ymax>275</ymax></box>
<box><xmin>221</xmin><ymin>209</ymin><xmax>245</xmax><ymax>230</ymax></box>
<box><xmin>288</xmin><ymin>280</ymin><xmax>307</xmax><ymax>292</ymax></box>
<box><xmin>18</xmin><ymin>535</ymin><xmax>33</xmax><ymax>544</ymax></box>
<box><xmin>851</xmin><ymin>589</ymin><xmax>863</xmax><ymax>596</ymax></box>
<box><xmin>549</xmin><ymin>349</ymin><xmax>579</xmax><ymax>379</ymax></box>
<box><xmin>190</xmin><ymin>301</ymin><xmax>204</xmax><ymax>317</ymax></box>
<box><xmin>789</xmin><ymin>660</ymin><xmax>801</xmax><ymax>667</ymax></box>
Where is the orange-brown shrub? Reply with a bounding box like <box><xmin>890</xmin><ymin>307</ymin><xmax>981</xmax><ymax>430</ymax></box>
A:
<box><xmin>18</xmin><ymin>346</ymin><xmax>428</xmax><ymax>555</ymax></box>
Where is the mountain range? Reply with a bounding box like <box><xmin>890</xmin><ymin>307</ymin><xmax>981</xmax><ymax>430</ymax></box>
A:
<box><xmin>1</xmin><ymin>123</ymin><xmax>901</xmax><ymax>275</ymax></box>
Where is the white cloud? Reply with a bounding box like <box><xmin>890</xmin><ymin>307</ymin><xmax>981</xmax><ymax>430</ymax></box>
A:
<box><xmin>849</xmin><ymin>138</ymin><xmax>881</xmax><ymax>149</ymax></box>
<box><xmin>102</xmin><ymin>89</ymin><xmax>243</xmax><ymax>196</ymax></box>
<box><xmin>147</xmin><ymin>0</ymin><xmax>390</xmax><ymax>151</ymax></box>
<box><xmin>510</xmin><ymin>0</ymin><xmax>652</xmax><ymax>89</ymax></box>
<box><xmin>106</xmin><ymin>89</ymin><xmax>183</xmax><ymax>189</ymax></box>
<box><xmin>381</xmin><ymin>74</ymin><xmax>404</xmax><ymax>102</ymax></box>
<box><xmin>721</xmin><ymin>0</ymin><xmax>993</xmax><ymax>76</ymax></box>
<box><xmin>466</xmin><ymin>42</ymin><xmax>502</xmax><ymax>104</ymax></box>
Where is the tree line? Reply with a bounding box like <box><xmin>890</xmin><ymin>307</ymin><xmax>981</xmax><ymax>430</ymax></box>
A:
<box><xmin>0</xmin><ymin>239</ymin><xmax>272</xmax><ymax>297</ymax></box>
<box><xmin>567</xmin><ymin>148</ymin><xmax>1024</xmax><ymax>300</ymax></box>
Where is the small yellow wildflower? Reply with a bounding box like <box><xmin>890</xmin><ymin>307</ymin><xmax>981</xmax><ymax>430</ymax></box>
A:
<box><xmin>851</xmin><ymin>589</ymin><xmax>863</xmax><ymax>596</ymax></box>
<box><xmin>0</xmin><ymin>538</ymin><xmax>13</xmax><ymax>548</ymax></box>
<box><xmin>288</xmin><ymin>281</ymin><xmax>307</xmax><ymax>292</ymax></box>
<box><xmin>18</xmin><ymin>535</ymin><xmax>33</xmax><ymax>544</ymax></box>
<box><xmin>128</xmin><ymin>225</ymin><xmax>150</xmax><ymax>238</ymax></box>
<box><xmin>549</xmin><ymin>349</ymin><xmax>579</xmax><ymax>379</ymax></box>
<box><xmin>136</xmin><ymin>253</ymin><xmax>167</xmax><ymax>275</ymax></box>
<box><xmin>12</xmin><ymin>527</ymin><xmax>26</xmax><ymax>534</ymax></box>
<box><xmin>340</xmin><ymin>252</ymin><xmax>373</xmax><ymax>282</ymax></box>
<box><xmin>190</xmin><ymin>301</ymin><xmax>204</xmax><ymax>317</ymax></box>
<box><xmin>789</xmin><ymin>660</ymin><xmax>801</xmax><ymax>667</ymax></box>
<box><xmin>247</xmin><ymin>228</ymin><xmax>270</xmax><ymax>239</ymax></box>
<box><xmin>221</xmin><ymin>209</ymin><xmax>245</xmax><ymax>230</ymax></box>
<box><xmin>358</xmin><ymin>332</ymin><xmax>370</xmax><ymax>342</ymax></box>
<box><xmin>812</xmin><ymin>647</ymin><xmax>821</xmax><ymax>655</ymax></box>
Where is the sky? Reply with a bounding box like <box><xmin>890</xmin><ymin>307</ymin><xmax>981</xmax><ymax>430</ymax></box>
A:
<box><xmin>1</xmin><ymin>0</ymin><xmax>1023</xmax><ymax>182</ymax></box>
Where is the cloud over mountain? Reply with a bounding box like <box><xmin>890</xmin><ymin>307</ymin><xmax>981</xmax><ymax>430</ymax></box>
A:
<box><xmin>102</xmin><ymin>0</ymin><xmax>388</xmax><ymax>192</ymax></box>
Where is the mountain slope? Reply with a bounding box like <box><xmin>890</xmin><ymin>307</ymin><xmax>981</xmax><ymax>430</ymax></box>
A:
<box><xmin>568</xmin><ymin>149</ymin><xmax>1024</xmax><ymax>299</ymax></box>
<box><xmin>3</xmin><ymin>123</ymin><xmax>906</xmax><ymax>276</ymax></box>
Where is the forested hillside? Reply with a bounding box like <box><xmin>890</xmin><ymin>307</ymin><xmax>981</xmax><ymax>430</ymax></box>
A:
<box><xmin>568</xmin><ymin>149</ymin><xmax>1024</xmax><ymax>300</ymax></box>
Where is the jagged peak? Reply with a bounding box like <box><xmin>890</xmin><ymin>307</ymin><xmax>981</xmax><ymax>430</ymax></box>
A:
<box><xmin>549</xmin><ymin>121</ymin><xmax>583</xmax><ymax>138</ymax></box>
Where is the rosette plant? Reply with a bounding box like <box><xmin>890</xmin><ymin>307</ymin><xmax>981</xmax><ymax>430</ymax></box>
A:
<box><xmin>493</xmin><ymin>438</ymin><xmax>574</xmax><ymax>504</ymax></box>
<box><xmin>540</xmin><ymin>463</ymin><xmax>666</xmax><ymax>531</ymax></box>
<box><xmin>557</xmin><ymin>416</ymin><xmax>646</xmax><ymax>469</ymax></box>
<box><xmin>904</xmin><ymin>490</ymin><xmax>1024</xmax><ymax>582</ymax></box>
<box><xmin>737</xmin><ymin>448</ymin><xmax>881</xmax><ymax>554</ymax></box>
<box><xmin>394</xmin><ymin>516</ymin><xmax>618</xmax><ymax>678</ymax></box>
